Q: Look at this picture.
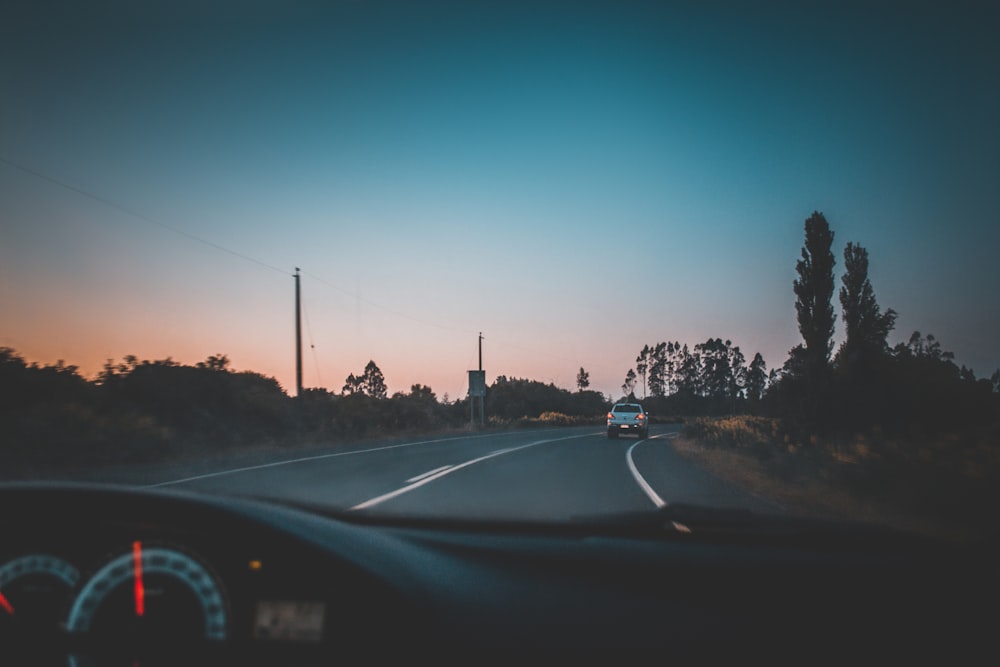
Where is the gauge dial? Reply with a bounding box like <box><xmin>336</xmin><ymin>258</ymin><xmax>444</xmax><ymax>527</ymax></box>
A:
<box><xmin>65</xmin><ymin>542</ymin><xmax>228</xmax><ymax>645</ymax></box>
<box><xmin>0</xmin><ymin>554</ymin><xmax>80</xmax><ymax>637</ymax></box>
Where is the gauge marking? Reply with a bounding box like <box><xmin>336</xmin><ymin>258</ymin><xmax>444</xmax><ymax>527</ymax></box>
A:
<box><xmin>66</xmin><ymin>546</ymin><xmax>227</xmax><ymax>640</ymax></box>
<box><xmin>0</xmin><ymin>554</ymin><xmax>80</xmax><ymax>629</ymax></box>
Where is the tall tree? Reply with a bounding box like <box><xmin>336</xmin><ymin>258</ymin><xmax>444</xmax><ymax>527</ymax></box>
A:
<box><xmin>635</xmin><ymin>345</ymin><xmax>651</xmax><ymax>398</ymax></box>
<box><xmin>622</xmin><ymin>369</ymin><xmax>636</xmax><ymax>399</ymax></box>
<box><xmin>837</xmin><ymin>242</ymin><xmax>896</xmax><ymax>372</ymax></box>
<box><xmin>727</xmin><ymin>343</ymin><xmax>747</xmax><ymax>412</ymax></box>
<box><xmin>793</xmin><ymin>211</ymin><xmax>836</xmax><ymax>380</ymax></box>
<box><xmin>696</xmin><ymin>338</ymin><xmax>731</xmax><ymax>401</ymax></box>
<box><xmin>647</xmin><ymin>342</ymin><xmax>668</xmax><ymax>397</ymax></box>
<box><xmin>746</xmin><ymin>352</ymin><xmax>768</xmax><ymax>403</ymax></box>
<box><xmin>576</xmin><ymin>367</ymin><xmax>590</xmax><ymax>392</ymax></box>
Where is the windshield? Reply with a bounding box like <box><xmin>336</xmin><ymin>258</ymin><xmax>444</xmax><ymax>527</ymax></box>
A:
<box><xmin>2</xmin><ymin>1</ymin><xmax>998</xmax><ymax>546</ymax></box>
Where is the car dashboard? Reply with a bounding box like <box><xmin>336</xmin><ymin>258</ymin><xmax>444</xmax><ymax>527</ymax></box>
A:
<box><xmin>1</xmin><ymin>482</ymin><xmax>996</xmax><ymax>664</ymax></box>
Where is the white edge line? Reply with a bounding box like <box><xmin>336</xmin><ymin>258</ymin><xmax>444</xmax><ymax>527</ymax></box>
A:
<box><xmin>626</xmin><ymin>440</ymin><xmax>667</xmax><ymax>508</ymax></box>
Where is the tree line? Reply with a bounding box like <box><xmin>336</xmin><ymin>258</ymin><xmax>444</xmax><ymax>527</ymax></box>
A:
<box><xmin>0</xmin><ymin>350</ymin><xmax>476</xmax><ymax>472</ymax></box>
<box><xmin>0</xmin><ymin>349</ymin><xmax>614</xmax><ymax>473</ymax></box>
<box><xmin>4</xmin><ymin>210</ymin><xmax>997</xmax><ymax>473</ymax></box>
<box><xmin>615</xmin><ymin>211</ymin><xmax>998</xmax><ymax>438</ymax></box>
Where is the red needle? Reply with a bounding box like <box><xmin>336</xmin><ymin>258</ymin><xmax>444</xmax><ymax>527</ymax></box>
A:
<box><xmin>132</xmin><ymin>540</ymin><xmax>145</xmax><ymax>617</ymax></box>
<box><xmin>0</xmin><ymin>591</ymin><xmax>13</xmax><ymax>615</ymax></box>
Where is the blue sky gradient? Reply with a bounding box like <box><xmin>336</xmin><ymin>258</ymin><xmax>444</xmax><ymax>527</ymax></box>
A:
<box><xmin>2</xmin><ymin>1</ymin><xmax>998</xmax><ymax>400</ymax></box>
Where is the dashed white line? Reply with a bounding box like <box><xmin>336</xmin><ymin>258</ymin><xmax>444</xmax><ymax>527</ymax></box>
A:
<box><xmin>406</xmin><ymin>466</ymin><xmax>453</xmax><ymax>483</ymax></box>
<box><xmin>147</xmin><ymin>430</ymin><xmax>538</xmax><ymax>487</ymax></box>
<box><xmin>351</xmin><ymin>432</ymin><xmax>592</xmax><ymax>511</ymax></box>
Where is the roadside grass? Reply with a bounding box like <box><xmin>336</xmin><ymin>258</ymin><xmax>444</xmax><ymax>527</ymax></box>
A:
<box><xmin>674</xmin><ymin>416</ymin><xmax>1000</xmax><ymax>543</ymax></box>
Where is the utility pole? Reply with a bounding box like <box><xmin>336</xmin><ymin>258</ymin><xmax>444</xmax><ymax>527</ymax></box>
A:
<box><xmin>469</xmin><ymin>332</ymin><xmax>486</xmax><ymax>427</ymax></box>
<box><xmin>295</xmin><ymin>268</ymin><xmax>303</xmax><ymax>398</ymax></box>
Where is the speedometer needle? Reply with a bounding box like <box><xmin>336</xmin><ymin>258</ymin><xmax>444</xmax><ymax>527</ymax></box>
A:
<box><xmin>132</xmin><ymin>540</ymin><xmax>145</xmax><ymax>617</ymax></box>
<box><xmin>0</xmin><ymin>590</ymin><xmax>13</xmax><ymax>616</ymax></box>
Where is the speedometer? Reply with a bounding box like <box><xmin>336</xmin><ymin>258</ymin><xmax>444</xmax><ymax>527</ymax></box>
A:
<box><xmin>65</xmin><ymin>541</ymin><xmax>228</xmax><ymax>646</ymax></box>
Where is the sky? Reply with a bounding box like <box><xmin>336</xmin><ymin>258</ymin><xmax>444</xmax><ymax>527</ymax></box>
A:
<box><xmin>2</xmin><ymin>0</ymin><xmax>998</xmax><ymax>401</ymax></box>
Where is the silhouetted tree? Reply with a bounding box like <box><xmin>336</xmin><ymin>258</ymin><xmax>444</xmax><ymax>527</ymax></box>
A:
<box><xmin>895</xmin><ymin>331</ymin><xmax>953</xmax><ymax>362</ymax></box>
<box><xmin>793</xmin><ymin>211</ymin><xmax>836</xmax><ymax>382</ymax></box>
<box><xmin>361</xmin><ymin>360</ymin><xmax>387</xmax><ymax>399</ymax></box>
<box><xmin>576</xmin><ymin>367</ymin><xmax>590</xmax><ymax>391</ymax></box>
<box><xmin>342</xmin><ymin>373</ymin><xmax>364</xmax><ymax>395</ymax></box>
<box><xmin>622</xmin><ymin>369</ymin><xmax>636</xmax><ymax>398</ymax></box>
<box><xmin>696</xmin><ymin>338</ymin><xmax>731</xmax><ymax>402</ymax></box>
<box><xmin>197</xmin><ymin>354</ymin><xmax>231</xmax><ymax>371</ymax></box>
<box><xmin>406</xmin><ymin>383</ymin><xmax>436</xmax><ymax>400</ymax></box>
<box><xmin>635</xmin><ymin>345</ymin><xmax>650</xmax><ymax>398</ymax></box>
<box><xmin>342</xmin><ymin>361</ymin><xmax>387</xmax><ymax>398</ymax></box>
<box><xmin>647</xmin><ymin>342</ymin><xmax>668</xmax><ymax>397</ymax></box>
<box><xmin>746</xmin><ymin>352</ymin><xmax>767</xmax><ymax>403</ymax></box>
<box><xmin>837</xmin><ymin>242</ymin><xmax>896</xmax><ymax>373</ymax></box>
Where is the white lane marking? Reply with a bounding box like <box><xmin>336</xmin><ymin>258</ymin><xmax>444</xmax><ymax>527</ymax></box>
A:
<box><xmin>351</xmin><ymin>432</ymin><xmax>594</xmax><ymax>511</ymax></box>
<box><xmin>624</xmin><ymin>431</ymin><xmax>679</xmax><ymax>508</ymax></box>
<box><xmin>626</xmin><ymin>440</ymin><xmax>666</xmax><ymax>508</ymax></box>
<box><xmin>406</xmin><ymin>466</ymin><xmax>453</xmax><ymax>483</ymax></box>
<box><xmin>147</xmin><ymin>430</ymin><xmax>553</xmax><ymax>487</ymax></box>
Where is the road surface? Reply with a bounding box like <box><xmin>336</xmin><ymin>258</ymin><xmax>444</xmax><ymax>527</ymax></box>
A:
<box><xmin>83</xmin><ymin>425</ymin><xmax>784</xmax><ymax>521</ymax></box>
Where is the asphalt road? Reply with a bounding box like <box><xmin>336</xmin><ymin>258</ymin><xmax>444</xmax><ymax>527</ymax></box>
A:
<box><xmin>107</xmin><ymin>425</ymin><xmax>785</xmax><ymax>521</ymax></box>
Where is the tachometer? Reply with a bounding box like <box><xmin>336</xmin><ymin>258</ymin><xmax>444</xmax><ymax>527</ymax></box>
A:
<box><xmin>65</xmin><ymin>541</ymin><xmax>228</xmax><ymax>646</ymax></box>
<box><xmin>0</xmin><ymin>553</ymin><xmax>80</xmax><ymax>637</ymax></box>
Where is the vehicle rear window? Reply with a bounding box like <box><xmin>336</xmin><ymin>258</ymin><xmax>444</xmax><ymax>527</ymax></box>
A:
<box><xmin>613</xmin><ymin>405</ymin><xmax>640</xmax><ymax>413</ymax></box>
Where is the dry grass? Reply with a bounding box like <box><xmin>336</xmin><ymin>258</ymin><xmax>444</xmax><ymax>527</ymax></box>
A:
<box><xmin>671</xmin><ymin>418</ymin><xmax>1000</xmax><ymax>544</ymax></box>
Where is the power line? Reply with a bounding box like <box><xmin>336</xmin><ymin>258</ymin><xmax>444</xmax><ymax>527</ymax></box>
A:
<box><xmin>3</xmin><ymin>155</ymin><xmax>586</xmax><ymax>380</ymax></box>
<box><xmin>0</xmin><ymin>156</ymin><xmax>291</xmax><ymax>277</ymax></box>
<box><xmin>301</xmin><ymin>297</ymin><xmax>323</xmax><ymax>388</ymax></box>
<box><xmin>299</xmin><ymin>269</ymin><xmax>479</xmax><ymax>336</ymax></box>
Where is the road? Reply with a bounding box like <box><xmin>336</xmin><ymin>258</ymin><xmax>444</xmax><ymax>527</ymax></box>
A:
<box><xmin>92</xmin><ymin>424</ymin><xmax>785</xmax><ymax>521</ymax></box>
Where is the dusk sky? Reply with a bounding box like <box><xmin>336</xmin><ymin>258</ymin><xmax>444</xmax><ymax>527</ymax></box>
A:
<box><xmin>2</xmin><ymin>0</ymin><xmax>998</xmax><ymax>401</ymax></box>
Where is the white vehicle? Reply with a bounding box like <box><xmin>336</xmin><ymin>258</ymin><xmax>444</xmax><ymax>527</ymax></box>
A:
<box><xmin>607</xmin><ymin>403</ymin><xmax>649</xmax><ymax>438</ymax></box>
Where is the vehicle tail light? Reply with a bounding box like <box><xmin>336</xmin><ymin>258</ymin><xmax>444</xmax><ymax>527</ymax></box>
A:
<box><xmin>607</xmin><ymin>412</ymin><xmax>614</xmax><ymax>420</ymax></box>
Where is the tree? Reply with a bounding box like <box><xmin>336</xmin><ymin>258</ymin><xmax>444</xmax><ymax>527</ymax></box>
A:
<box><xmin>746</xmin><ymin>352</ymin><xmax>768</xmax><ymax>403</ymax></box>
<box><xmin>837</xmin><ymin>242</ymin><xmax>896</xmax><ymax>372</ymax></box>
<box><xmin>341</xmin><ymin>360</ymin><xmax>387</xmax><ymax>398</ymax></box>
<box><xmin>793</xmin><ymin>211</ymin><xmax>836</xmax><ymax>380</ymax></box>
<box><xmin>647</xmin><ymin>342</ymin><xmax>668</xmax><ymax>397</ymax></box>
<box><xmin>360</xmin><ymin>360</ymin><xmax>387</xmax><ymax>399</ymax></box>
<box><xmin>635</xmin><ymin>345</ymin><xmax>650</xmax><ymax>398</ymax></box>
<box><xmin>576</xmin><ymin>367</ymin><xmax>590</xmax><ymax>392</ymax></box>
<box><xmin>406</xmin><ymin>384</ymin><xmax>436</xmax><ymax>400</ymax></box>
<box><xmin>696</xmin><ymin>338</ymin><xmax>731</xmax><ymax>402</ymax></box>
<box><xmin>622</xmin><ymin>369</ymin><xmax>636</xmax><ymax>399</ymax></box>
<box><xmin>674</xmin><ymin>344</ymin><xmax>700</xmax><ymax>396</ymax></box>
<box><xmin>342</xmin><ymin>373</ymin><xmax>364</xmax><ymax>395</ymax></box>
<box><xmin>197</xmin><ymin>353</ymin><xmax>230</xmax><ymax>371</ymax></box>
<box><xmin>727</xmin><ymin>343</ymin><xmax>747</xmax><ymax>412</ymax></box>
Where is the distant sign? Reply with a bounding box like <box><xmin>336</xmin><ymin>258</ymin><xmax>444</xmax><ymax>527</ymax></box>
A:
<box><xmin>468</xmin><ymin>370</ymin><xmax>486</xmax><ymax>397</ymax></box>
